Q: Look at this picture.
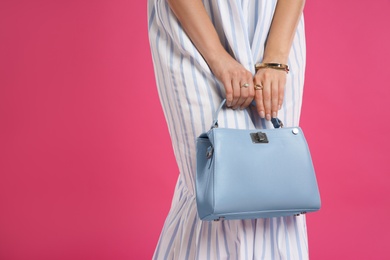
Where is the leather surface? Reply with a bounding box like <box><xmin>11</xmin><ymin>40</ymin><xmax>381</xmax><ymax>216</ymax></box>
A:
<box><xmin>196</xmin><ymin>126</ymin><xmax>321</xmax><ymax>221</ymax></box>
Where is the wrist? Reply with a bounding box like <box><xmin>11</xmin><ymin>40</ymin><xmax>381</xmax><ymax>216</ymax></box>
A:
<box><xmin>262</xmin><ymin>50</ymin><xmax>289</xmax><ymax>64</ymax></box>
<box><xmin>262</xmin><ymin>56</ymin><xmax>288</xmax><ymax>65</ymax></box>
<box><xmin>204</xmin><ymin>47</ymin><xmax>232</xmax><ymax>68</ymax></box>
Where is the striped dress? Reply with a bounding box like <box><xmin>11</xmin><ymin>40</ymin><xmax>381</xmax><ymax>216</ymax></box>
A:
<box><xmin>147</xmin><ymin>0</ymin><xmax>308</xmax><ymax>259</ymax></box>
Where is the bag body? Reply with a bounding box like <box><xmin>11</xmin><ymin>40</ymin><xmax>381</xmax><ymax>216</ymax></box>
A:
<box><xmin>195</xmin><ymin>100</ymin><xmax>321</xmax><ymax>221</ymax></box>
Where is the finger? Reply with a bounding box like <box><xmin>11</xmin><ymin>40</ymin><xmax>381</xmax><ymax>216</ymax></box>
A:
<box><xmin>253</xmin><ymin>84</ymin><xmax>265</xmax><ymax>118</ymax></box>
<box><xmin>231</xmin><ymin>78</ymin><xmax>241</xmax><ymax>109</ymax></box>
<box><xmin>271</xmin><ymin>80</ymin><xmax>279</xmax><ymax>118</ymax></box>
<box><xmin>240</xmin><ymin>71</ymin><xmax>255</xmax><ymax>109</ymax></box>
<box><xmin>241</xmin><ymin>81</ymin><xmax>255</xmax><ymax>109</ymax></box>
<box><xmin>262</xmin><ymin>81</ymin><xmax>272</xmax><ymax>121</ymax></box>
<box><xmin>222</xmin><ymin>77</ymin><xmax>234</xmax><ymax>107</ymax></box>
<box><xmin>278</xmin><ymin>78</ymin><xmax>286</xmax><ymax>110</ymax></box>
<box><xmin>238</xmin><ymin>82</ymin><xmax>250</xmax><ymax>109</ymax></box>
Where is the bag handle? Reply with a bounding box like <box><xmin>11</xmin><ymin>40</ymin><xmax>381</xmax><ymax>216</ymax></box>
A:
<box><xmin>210</xmin><ymin>99</ymin><xmax>283</xmax><ymax>129</ymax></box>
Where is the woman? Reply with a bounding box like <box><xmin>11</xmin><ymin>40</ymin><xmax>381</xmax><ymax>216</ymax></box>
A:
<box><xmin>147</xmin><ymin>0</ymin><xmax>308</xmax><ymax>259</ymax></box>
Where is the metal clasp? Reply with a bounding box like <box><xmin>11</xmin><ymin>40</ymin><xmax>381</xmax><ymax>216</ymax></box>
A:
<box><xmin>294</xmin><ymin>211</ymin><xmax>307</xmax><ymax>216</ymax></box>
<box><xmin>250</xmin><ymin>132</ymin><xmax>269</xmax><ymax>143</ymax></box>
<box><xmin>206</xmin><ymin>146</ymin><xmax>214</xmax><ymax>158</ymax></box>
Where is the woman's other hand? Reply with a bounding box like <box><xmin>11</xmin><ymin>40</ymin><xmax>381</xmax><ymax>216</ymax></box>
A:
<box><xmin>252</xmin><ymin>0</ymin><xmax>305</xmax><ymax>120</ymax></box>
<box><xmin>207</xmin><ymin>52</ymin><xmax>255</xmax><ymax>110</ymax></box>
<box><xmin>253</xmin><ymin>68</ymin><xmax>286</xmax><ymax>120</ymax></box>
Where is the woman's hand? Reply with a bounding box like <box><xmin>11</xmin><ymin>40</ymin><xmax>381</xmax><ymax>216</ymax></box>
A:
<box><xmin>207</xmin><ymin>52</ymin><xmax>255</xmax><ymax>110</ymax></box>
<box><xmin>166</xmin><ymin>0</ymin><xmax>254</xmax><ymax>110</ymax></box>
<box><xmin>251</xmin><ymin>0</ymin><xmax>304</xmax><ymax>120</ymax></box>
<box><xmin>253</xmin><ymin>68</ymin><xmax>286</xmax><ymax>120</ymax></box>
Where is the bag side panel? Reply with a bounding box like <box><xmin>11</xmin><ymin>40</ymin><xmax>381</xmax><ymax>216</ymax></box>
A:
<box><xmin>195</xmin><ymin>134</ymin><xmax>215</xmax><ymax>219</ymax></box>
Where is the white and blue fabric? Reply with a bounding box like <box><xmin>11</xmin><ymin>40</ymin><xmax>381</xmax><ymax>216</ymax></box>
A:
<box><xmin>147</xmin><ymin>0</ymin><xmax>309</xmax><ymax>259</ymax></box>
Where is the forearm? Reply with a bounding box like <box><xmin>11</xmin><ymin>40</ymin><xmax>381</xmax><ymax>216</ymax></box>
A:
<box><xmin>263</xmin><ymin>0</ymin><xmax>306</xmax><ymax>64</ymax></box>
<box><xmin>167</xmin><ymin>0</ymin><xmax>227</xmax><ymax>66</ymax></box>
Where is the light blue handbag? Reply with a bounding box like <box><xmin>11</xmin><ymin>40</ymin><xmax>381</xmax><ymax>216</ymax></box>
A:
<box><xmin>196</xmin><ymin>99</ymin><xmax>321</xmax><ymax>221</ymax></box>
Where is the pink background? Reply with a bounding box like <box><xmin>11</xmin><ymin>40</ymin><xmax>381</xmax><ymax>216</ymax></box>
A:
<box><xmin>1</xmin><ymin>0</ymin><xmax>389</xmax><ymax>259</ymax></box>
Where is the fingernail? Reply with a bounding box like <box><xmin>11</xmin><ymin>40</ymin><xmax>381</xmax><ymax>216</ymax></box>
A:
<box><xmin>272</xmin><ymin>112</ymin><xmax>277</xmax><ymax>118</ymax></box>
<box><xmin>260</xmin><ymin>111</ymin><xmax>265</xmax><ymax>118</ymax></box>
<box><xmin>266</xmin><ymin>114</ymin><xmax>271</xmax><ymax>121</ymax></box>
<box><xmin>278</xmin><ymin>104</ymin><xmax>282</xmax><ymax>110</ymax></box>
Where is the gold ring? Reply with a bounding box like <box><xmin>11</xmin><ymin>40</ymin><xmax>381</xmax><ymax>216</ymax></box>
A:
<box><xmin>241</xmin><ymin>83</ymin><xmax>249</xmax><ymax>88</ymax></box>
<box><xmin>254</xmin><ymin>84</ymin><xmax>263</xmax><ymax>90</ymax></box>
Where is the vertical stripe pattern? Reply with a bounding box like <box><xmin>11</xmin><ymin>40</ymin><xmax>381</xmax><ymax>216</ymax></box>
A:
<box><xmin>147</xmin><ymin>0</ymin><xmax>309</xmax><ymax>259</ymax></box>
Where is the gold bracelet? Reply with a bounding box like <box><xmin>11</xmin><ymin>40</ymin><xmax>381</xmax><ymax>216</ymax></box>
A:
<box><xmin>255</xmin><ymin>63</ymin><xmax>289</xmax><ymax>73</ymax></box>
